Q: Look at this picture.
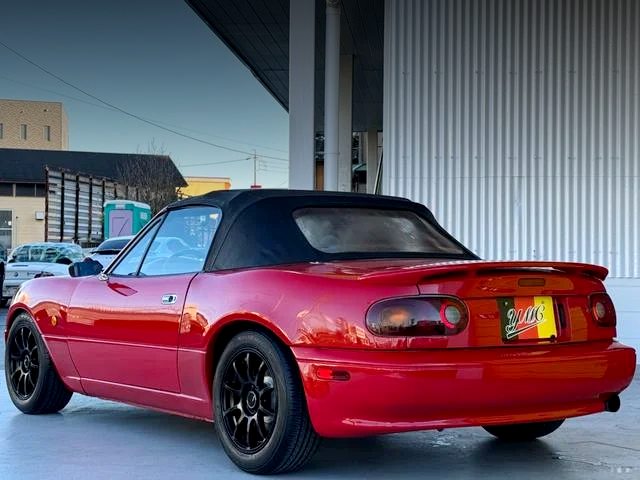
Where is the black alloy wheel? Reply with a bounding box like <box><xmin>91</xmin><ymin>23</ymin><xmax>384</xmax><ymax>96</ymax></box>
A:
<box><xmin>213</xmin><ymin>330</ymin><xmax>321</xmax><ymax>474</ymax></box>
<box><xmin>8</xmin><ymin>324</ymin><xmax>40</xmax><ymax>400</ymax></box>
<box><xmin>5</xmin><ymin>313</ymin><xmax>73</xmax><ymax>414</ymax></box>
<box><xmin>220</xmin><ymin>349</ymin><xmax>277</xmax><ymax>453</ymax></box>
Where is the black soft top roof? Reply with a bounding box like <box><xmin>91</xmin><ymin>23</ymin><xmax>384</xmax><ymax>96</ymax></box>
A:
<box><xmin>169</xmin><ymin>188</ymin><xmax>418</xmax><ymax>214</ymax></box>
<box><xmin>166</xmin><ymin>189</ymin><xmax>477</xmax><ymax>270</ymax></box>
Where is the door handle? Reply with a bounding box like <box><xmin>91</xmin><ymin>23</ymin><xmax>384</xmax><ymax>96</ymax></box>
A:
<box><xmin>161</xmin><ymin>294</ymin><xmax>177</xmax><ymax>305</ymax></box>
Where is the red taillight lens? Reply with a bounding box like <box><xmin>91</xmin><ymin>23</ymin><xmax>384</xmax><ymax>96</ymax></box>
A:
<box><xmin>366</xmin><ymin>296</ymin><xmax>468</xmax><ymax>336</ymax></box>
<box><xmin>589</xmin><ymin>293</ymin><xmax>616</xmax><ymax>327</ymax></box>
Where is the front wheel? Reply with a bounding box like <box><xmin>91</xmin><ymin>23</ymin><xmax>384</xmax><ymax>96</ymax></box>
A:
<box><xmin>483</xmin><ymin>419</ymin><xmax>565</xmax><ymax>441</ymax></box>
<box><xmin>213</xmin><ymin>330</ymin><xmax>321</xmax><ymax>474</ymax></box>
<box><xmin>5</xmin><ymin>313</ymin><xmax>73</xmax><ymax>413</ymax></box>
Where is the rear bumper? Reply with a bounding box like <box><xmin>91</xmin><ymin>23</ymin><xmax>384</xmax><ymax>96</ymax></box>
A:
<box><xmin>292</xmin><ymin>340</ymin><xmax>636</xmax><ymax>437</ymax></box>
<box><xmin>2</xmin><ymin>279</ymin><xmax>25</xmax><ymax>298</ymax></box>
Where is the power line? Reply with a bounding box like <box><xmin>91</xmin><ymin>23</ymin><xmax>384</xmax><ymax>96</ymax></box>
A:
<box><xmin>0</xmin><ymin>73</ymin><xmax>119</xmax><ymax>112</ymax></box>
<box><xmin>1</xmin><ymin>69</ymin><xmax>289</xmax><ymax>154</ymax></box>
<box><xmin>0</xmin><ymin>40</ymin><xmax>289</xmax><ymax>161</ymax></box>
<box><xmin>260</xmin><ymin>157</ymin><xmax>291</xmax><ymax>165</ymax></box>
<box><xmin>179</xmin><ymin>157</ymin><xmax>250</xmax><ymax>168</ymax></box>
<box><xmin>144</xmin><ymin>118</ymin><xmax>289</xmax><ymax>154</ymax></box>
<box><xmin>258</xmin><ymin>165</ymin><xmax>289</xmax><ymax>172</ymax></box>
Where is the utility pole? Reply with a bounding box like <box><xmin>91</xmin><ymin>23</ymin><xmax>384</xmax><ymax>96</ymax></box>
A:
<box><xmin>253</xmin><ymin>151</ymin><xmax>257</xmax><ymax>186</ymax></box>
<box><xmin>251</xmin><ymin>151</ymin><xmax>261</xmax><ymax>189</ymax></box>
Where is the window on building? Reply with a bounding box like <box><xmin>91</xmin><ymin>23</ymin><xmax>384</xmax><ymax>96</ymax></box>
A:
<box><xmin>15</xmin><ymin>183</ymin><xmax>36</xmax><ymax>197</ymax></box>
<box><xmin>35</xmin><ymin>184</ymin><xmax>46</xmax><ymax>197</ymax></box>
<box><xmin>0</xmin><ymin>210</ymin><xmax>12</xmax><ymax>258</ymax></box>
<box><xmin>0</xmin><ymin>183</ymin><xmax>13</xmax><ymax>196</ymax></box>
<box><xmin>20</xmin><ymin>124</ymin><xmax>27</xmax><ymax>140</ymax></box>
<box><xmin>0</xmin><ymin>123</ymin><xmax>4</xmax><ymax>139</ymax></box>
<box><xmin>44</xmin><ymin>125</ymin><xmax>51</xmax><ymax>142</ymax></box>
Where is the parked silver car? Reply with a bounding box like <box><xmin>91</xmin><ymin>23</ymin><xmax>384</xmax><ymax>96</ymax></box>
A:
<box><xmin>89</xmin><ymin>235</ymin><xmax>134</xmax><ymax>268</ymax></box>
<box><xmin>1</xmin><ymin>242</ymin><xmax>85</xmax><ymax>306</ymax></box>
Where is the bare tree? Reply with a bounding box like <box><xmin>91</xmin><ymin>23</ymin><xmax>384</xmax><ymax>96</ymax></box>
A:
<box><xmin>117</xmin><ymin>140</ymin><xmax>181</xmax><ymax>214</ymax></box>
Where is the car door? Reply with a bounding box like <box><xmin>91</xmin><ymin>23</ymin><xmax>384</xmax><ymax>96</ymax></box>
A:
<box><xmin>66</xmin><ymin>206</ymin><xmax>220</xmax><ymax>393</ymax></box>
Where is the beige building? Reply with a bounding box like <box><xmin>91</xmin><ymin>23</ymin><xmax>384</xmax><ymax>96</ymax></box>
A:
<box><xmin>0</xmin><ymin>99</ymin><xmax>69</xmax><ymax>150</ymax></box>
<box><xmin>180</xmin><ymin>176</ymin><xmax>231</xmax><ymax>198</ymax></box>
<box><xmin>0</xmin><ymin>195</ymin><xmax>45</xmax><ymax>256</ymax></box>
<box><xmin>0</xmin><ymin>148</ymin><xmax>185</xmax><ymax>255</ymax></box>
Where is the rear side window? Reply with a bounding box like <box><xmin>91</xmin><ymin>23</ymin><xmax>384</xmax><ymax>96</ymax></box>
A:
<box><xmin>293</xmin><ymin>207</ymin><xmax>464</xmax><ymax>255</ymax></box>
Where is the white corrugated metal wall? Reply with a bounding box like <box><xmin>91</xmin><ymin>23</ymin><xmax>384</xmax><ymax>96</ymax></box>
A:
<box><xmin>383</xmin><ymin>0</ymin><xmax>639</xmax><ymax>351</ymax></box>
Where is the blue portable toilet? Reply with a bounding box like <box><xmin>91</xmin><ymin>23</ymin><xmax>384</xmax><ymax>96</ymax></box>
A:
<box><xmin>104</xmin><ymin>200</ymin><xmax>152</xmax><ymax>239</ymax></box>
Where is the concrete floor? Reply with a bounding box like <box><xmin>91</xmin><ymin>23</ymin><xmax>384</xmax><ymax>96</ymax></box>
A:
<box><xmin>1</xmin><ymin>308</ymin><xmax>639</xmax><ymax>479</ymax></box>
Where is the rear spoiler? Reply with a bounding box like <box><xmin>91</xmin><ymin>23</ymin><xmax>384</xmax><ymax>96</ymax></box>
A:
<box><xmin>357</xmin><ymin>260</ymin><xmax>609</xmax><ymax>285</ymax></box>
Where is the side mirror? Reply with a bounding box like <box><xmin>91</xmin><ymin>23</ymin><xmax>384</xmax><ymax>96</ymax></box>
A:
<box><xmin>69</xmin><ymin>258</ymin><xmax>104</xmax><ymax>277</ymax></box>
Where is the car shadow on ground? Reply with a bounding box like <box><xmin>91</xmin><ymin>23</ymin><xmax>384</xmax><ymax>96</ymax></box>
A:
<box><xmin>2</xmin><ymin>388</ymin><xmax>639</xmax><ymax>479</ymax></box>
<box><xmin>3</xmin><ymin>396</ymin><xmax>571</xmax><ymax>479</ymax></box>
<box><xmin>304</xmin><ymin>431</ymin><xmax>564</xmax><ymax>478</ymax></box>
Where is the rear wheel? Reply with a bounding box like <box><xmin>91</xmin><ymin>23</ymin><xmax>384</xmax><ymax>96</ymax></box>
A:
<box><xmin>5</xmin><ymin>313</ymin><xmax>73</xmax><ymax>414</ymax></box>
<box><xmin>213</xmin><ymin>330</ymin><xmax>321</xmax><ymax>474</ymax></box>
<box><xmin>483</xmin><ymin>420</ymin><xmax>565</xmax><ymax>441</ymax></box>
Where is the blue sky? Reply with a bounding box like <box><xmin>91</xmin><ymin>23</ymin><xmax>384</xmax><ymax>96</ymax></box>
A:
<box><xmin>0</xmin><ymin>0</ymin><xmax>290</xmax><ymax>188</ymax></box>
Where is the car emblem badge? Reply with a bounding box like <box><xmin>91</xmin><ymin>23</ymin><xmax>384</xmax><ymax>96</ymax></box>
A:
<box><xmin>247</xmin><ymin>391</ymin><xmax>257</xmax><ymax>409</ymax></box>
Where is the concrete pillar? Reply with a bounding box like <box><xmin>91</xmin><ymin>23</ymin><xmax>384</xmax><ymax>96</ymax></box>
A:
<box><xmin>323</xmin><ymin>0</ymin><xmax>341</xmax><ymax>191</ymax></box>
<box><xmin>365</xmin><ymin>129</ymin><xmax>379</xmax><ymax>194</ymax></box>
<box><xmin>338</xmin><ymin>54</ymin><xmax>353</xmax><ymax>192</ymax></box>
<box><xmin>288</xmin><ymin>0</ymin><xmax>316</xmax><ymax>190</ymax></box>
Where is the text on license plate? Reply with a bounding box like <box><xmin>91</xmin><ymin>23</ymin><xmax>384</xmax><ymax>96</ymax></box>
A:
<box><xmin>497</xmin><ymin>296</ymin><xmax>557</xmax><ymax>341</ymax></box>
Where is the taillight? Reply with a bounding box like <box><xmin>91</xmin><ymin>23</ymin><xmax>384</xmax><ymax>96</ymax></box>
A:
<box><xmin>366</xmin><ymin>296</ymin><xmax>468</xmax><ymax>336</ymax></box>
<box><xmin>589</xmin><ymin>293</ymin><xmax>616</xmax><ymax>327</ymax></box>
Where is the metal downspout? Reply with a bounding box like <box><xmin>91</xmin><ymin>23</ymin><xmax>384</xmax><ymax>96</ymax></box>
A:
<box><xmin>323</xmin><ymin>0</ymin><xmax>341</xmax><ymax>191</ymax></box>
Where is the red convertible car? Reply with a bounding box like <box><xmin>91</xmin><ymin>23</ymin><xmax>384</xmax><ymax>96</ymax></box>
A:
<box><xmin>4</xmin><ymin>189</ymin><xmax>636</xmax><ymax>474</ymax></box>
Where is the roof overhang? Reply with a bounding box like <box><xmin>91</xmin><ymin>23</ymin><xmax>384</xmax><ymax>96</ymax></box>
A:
<box><xmin>184</xmin><ymin>0</ymin><xmax>384</xmax><ymax>132</ymax></box>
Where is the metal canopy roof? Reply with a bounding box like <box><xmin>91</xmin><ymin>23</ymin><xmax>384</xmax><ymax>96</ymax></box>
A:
<box><xmin>185</xmin><ymin>0</ymin><xmax>384</xmax><ymax>132</ymax></box>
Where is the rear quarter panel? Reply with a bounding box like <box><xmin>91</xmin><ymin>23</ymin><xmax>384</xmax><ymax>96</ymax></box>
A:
<box><xmin>179</xmin><ymin>269</ymin><xmax>417</xmax><ymax>351</ymax></box>
<box><xmin>176</xmin><ymin>268</ymin><xmax>416</xmax><ymax>404</ymax></box>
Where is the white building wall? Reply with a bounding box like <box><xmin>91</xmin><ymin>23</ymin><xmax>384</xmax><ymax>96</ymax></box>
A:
<box><xmin>383</xmin><ymin>0</ymin><xmax>640</xmax><ymax>353</ymax></box>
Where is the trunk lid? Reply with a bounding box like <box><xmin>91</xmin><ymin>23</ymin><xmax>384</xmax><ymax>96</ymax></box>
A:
<box><xmin>275</xmin><ymin>259</ymin><xmax>615</xmax><ymax>349</ymax></box>
<box><xmin>404</xmin><ymin>261</ymin><xmax>613</xmax><ymax>349</ymax></box>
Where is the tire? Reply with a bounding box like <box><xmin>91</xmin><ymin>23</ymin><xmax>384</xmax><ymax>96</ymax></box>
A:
<box><xmin>483</xmin><ymin>419</ymin><xmax>565</xmax><ymax>441</ymax></box>
<box><xmin>213</xmin><ymin>330</ymin><xmax>321</xmax><ymax>474</ymax></box>
<box><xmin>5</xmin><ymin>313</ymin><xmax>73</xmax><ymax>414</ymax></box>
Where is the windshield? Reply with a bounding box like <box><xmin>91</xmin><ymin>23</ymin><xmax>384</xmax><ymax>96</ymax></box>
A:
<box><xmin>293</xmin><ymin>207</ymin><xmax>466</xmax><ymax>256</ymax></box>
<box><xmin>8</xmin><ymin>243</ymin><xmax>85</xmax><ymax>264</ymax></box>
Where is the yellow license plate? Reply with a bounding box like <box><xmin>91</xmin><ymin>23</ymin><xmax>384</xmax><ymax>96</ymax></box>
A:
<box><xmin>497</xmin><ymin>296</ymin><xmax>558</xmax><ymax>341</ymax></box>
